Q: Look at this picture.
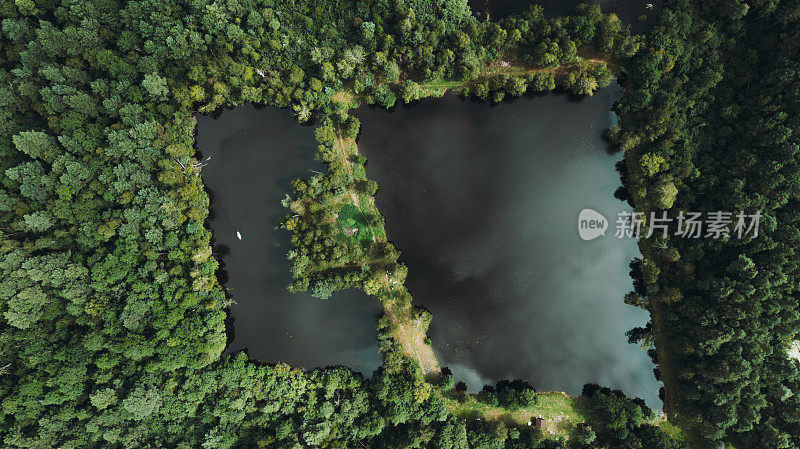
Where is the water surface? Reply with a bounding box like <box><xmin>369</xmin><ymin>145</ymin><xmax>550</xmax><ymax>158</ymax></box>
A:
<box><xmin>198</xmin><ymin>105</ymin><xmax>381</xmax><ymax>375</ymax></box>
<box><xmin>356</xmin><ymin>87</ymin><xmax>661</xmax><ymax>407</ymax></box>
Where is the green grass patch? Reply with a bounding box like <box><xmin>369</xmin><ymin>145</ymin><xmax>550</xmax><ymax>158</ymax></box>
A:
<box><xmin>656</xmin><ymin>420</ymin><xmax>685</xmax><ymax>442</ymax></box>
<box><xmin>442</xmin><ymin>391</ymin><xmax>591</xmax><ymax>438</ymax></box>
<box><xmin>336</xmin><ymin>204</ymin><xmax>373</xmax><ymax>242</ymax></box>
<box><xmin>534</xmin><ymin>393</ymin><xmax>591</xmax><ymax>421</ymax></box>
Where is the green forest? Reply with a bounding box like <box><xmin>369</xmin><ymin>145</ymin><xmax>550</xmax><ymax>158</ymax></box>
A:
<box><xmin>0</xmin><ymin>0</ymin><xmax>797</xmax><ymax>447</ymax></box>
<box><xmin>618</xmin><ymin>0</ymin><xmax>800</xmax><ymax>448</ymax></box>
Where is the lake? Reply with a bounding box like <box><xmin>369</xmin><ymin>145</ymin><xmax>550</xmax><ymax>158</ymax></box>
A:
<box><xmin>196</xmin><ymin>0</ymin><xmax>664</xmax><ymax>404</ymax></box>
<box><xmin>197</xmin><ymin>105</ymin><xmax>382</xmax><ymax>376</ymax></box>
<box><xmin>356</xmin><ymin>86</ymin><xmax>662</xmax><ymax>408</ymax></box>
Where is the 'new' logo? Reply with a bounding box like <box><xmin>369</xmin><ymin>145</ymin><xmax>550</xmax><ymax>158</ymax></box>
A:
<box><xmin>578</xmin><ymin>209</ymin><xmax>608</xmax><ymax>241</ymax></box>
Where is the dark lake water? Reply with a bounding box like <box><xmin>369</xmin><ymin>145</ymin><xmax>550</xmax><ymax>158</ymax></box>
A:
<box><xmin>469</xmin><ymin>0</ymin><xmax>663</xmax><ymax>34</ymax></box>
<box><xmin>356</xmin><ymin>86</ymin><xmax>661</xmax><ymax>408</ymax></box>
<box><xmin>197</xmin><ymin>105</ymin><xmax>382</xmax><ymax>376</ymax></box>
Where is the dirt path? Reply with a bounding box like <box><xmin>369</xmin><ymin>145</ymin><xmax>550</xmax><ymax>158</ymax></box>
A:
<box><xmin>386</xmin><ymin>292</ymin><xmax>441</xmax><ymax>376</ymax></box>
<box><xmin>416</xmin><ymin>55</ymin><xmax>612</xmax><ymax>95</ymax></box>
<box><xmin>328</xmin><ymin>121</ymin><xmax>441</xmax><ymax>376</ymax></box>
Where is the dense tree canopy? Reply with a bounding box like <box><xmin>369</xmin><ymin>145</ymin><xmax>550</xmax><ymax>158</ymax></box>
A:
<box><xmin>4</xmin><ymin>0</ymin><xmax>791</xmax><ymax>447</ymax></box>
<box><xmin>0</xmin><ymin>0</ymin><xmax>659</xmax><ymax>447</ymax></box>
<box><xmin>618</xmin><ymin>0</ymin><xmax>800</xmax><ymax>446</ymax></box>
